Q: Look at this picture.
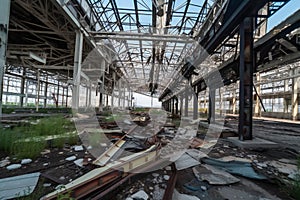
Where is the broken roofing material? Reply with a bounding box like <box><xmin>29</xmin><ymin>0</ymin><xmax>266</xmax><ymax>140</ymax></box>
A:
<box><xmin>201</xmin><ymin>157</ymin><xmax>267</xmax><ymax>180</ymax></box>
<box><xmin>0</xmin><ymin>172</ymin><xmax>40</xmax><ymax>199</ymax></box>
<box><xmin>193</xmin><ymin>164</ymin><xmax>240</xmax><ymax>185</ymax></box>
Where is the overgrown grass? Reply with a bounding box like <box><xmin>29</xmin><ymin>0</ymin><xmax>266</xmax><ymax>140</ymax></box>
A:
<box><xmin>0</xmin><ymin>116</ymin><xmax>77</xmax><ymax>159</ymax></box>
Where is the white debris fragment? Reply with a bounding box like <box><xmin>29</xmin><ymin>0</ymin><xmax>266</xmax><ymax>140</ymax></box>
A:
<box><xmin>152</xmin><ymin>173</ymin><xmax>159</xmax><ymax>177</ymax></box>
<box><xmin>65</xmin><ymin>156</ymin><xmax>76</xmax><ymax>161</ymax></box>
<box><xmin>124</xmin><ymin>119</ymin><xmax>132</xmax><ymax>125</ymax></box>
<box><xmin>163</xmin><ymin>175</ymin><xmax>170</xmax><ymax>181</ymax></box>
<box><xmin>100</xmin><ymin>143</ymin><xmax>107</xmax><ymax>147</ymax></box>
<box><xmin>21</xmin><ymin>158</ymin><xmax>32</xmax><ymax>165</ymax></box>
<box><xmin>87</xmin><ymin>145</ymin><xmax>92</xmax><ymax>150</ymax></box>
<box><xmin>74</xmin><ymin>145</ymin><xmax>84</xmax><ymax>151</ymax></box>
<box><xmin>0</xmin><ymin>159</ymin><xmax>10</xmax><ymax>167</ymax></box>
<box><xmin>268</xmin><ymin>161</ymin><xmax>297</xmax><ymax>175</ymax></box>
<box><xmin>43</xmin><ymin>183</ymin><xmax>52</xmax><ymax>187</ymax></box>
<box><xmin>131</xmin><ymin>190</ymin><xmax>149</xmax><ymax>200</ymax></box>
<box><xmin>201</xmin><ymin>186</ymin><xmax>207</xmax><ymax>191</ymax></box>
<box><xmin>74</xmin><ymin>158</ymin><xmax>84</xmax><ymax>167</ymax></box>
<box><xmin>43</xmin><ymin>163</ymin><xmax>49</xmax><ymax>166</ymax></box>
<box><xmin>6</xmin><ymin>164</ymin><xmax>22</xmax><ymax>170</ymax></box>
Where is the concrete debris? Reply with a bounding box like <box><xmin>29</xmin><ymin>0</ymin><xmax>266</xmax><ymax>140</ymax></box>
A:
<box><xmin>43</xmin><ymin>183</ymin><xmax>52</xmax><ymax>187</ymax></box>
<box><xmin>130</xmin><ymin>190</ymin><xmax>149</xmax><ymax>200</ymax></box>
<box><xmin>152</xmin><ymin>173</ymin><xmax>159</xmax><ymax>177</ymax></box>
<box><xmin>21</xmin><ymin>158</ymin><xmax>32</xmax><ymax>165</ymax></box>
<box><xmin>193</xmin><ymin>164</ymin><xmax>240</xmax><ymax>185</ymax></box>
<box><xmin>0</xmin><ymin>172</ymin><xmax>40</xmax><ymax>199</ymax></box>
<box><xmin>173</xmin><ymin>189</ymin><xmax>200</xmax><ymax>200</ymax></box>
<box><xmin>267</xmin><ymin>160</ymin><xmax>298</xmax><ymax>175</ymax></box>
<box><xmin>74</xmin><ymin>158</ymin><xmax>84</xmax><ymax>167</ymax></box>
<box><xmin>163</xmin><ymin>175</ymin><xmax>170</xmax><ymax>181</ymax></box>
<box><xmin>278</xmin><ymin>158</ymin><xmax>298</xmax><ymax>165</ymax></box>
<box><xmin>6</xmin><ymin>164</ymin><xmax>22</xmax><ymax>170</ymax></box>
<box><xmin>174</xmin><ymin>152</ymin><xmax>201</xmax><ymax>170</ymax></box>
<box><xmin>123</xmin><ymin>119</ymin><xmax>132</xmax><ymax>125</ymax></box>
<box><xmin>218</xmin><ymin>156</ymin><xmax>252</xmax><ymax>163</ymax></box>
<box><xmin>41</xmin><ymin>149</ymin><xmax>51</xmax><ymax>155</ymax></box>
<box><xmin>201</xmin><ymin>186</ymin><xmax>207</xmax><ymax>191</ymax></box>
<box><xmin>43</xmin><ymin>163</ymin><xmax>49</xmax><ymax>166</ymax></box>
<box><xmin>202</xmin><ymin>157</ymin><xmax>267</xmax><ymax>180</ymax></box>
<box><xmin>73</xmin><ymin>145</ymin><xmax>84</xmax><ymax>151</ymax></box>
<box><xmin>65</xmin><ymin>155</ymin><xmax>76</xmax><ymax>161</ymax></box>
<box><xmin>0</xmin><ymin>159</ymin><xmax>10</xmax><ymax>168</ymax></box>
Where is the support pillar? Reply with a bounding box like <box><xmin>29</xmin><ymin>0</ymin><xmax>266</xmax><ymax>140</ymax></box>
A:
<box><xmin>184</xmin><ymin>89</ymin><xmax>189</xmax><ymax>117</ymax></box>
<box><xmin>193</xmin><ymin>91</ymin><xmax>198</xmax><ymax>120</ymax></box>
<box><xmin>254</xmin><ymin>73</ymin><xmax>261</xmax><ymax>117</ymax></box>
<box><xmin>180</xmin><ymin>94</ymin><xmax>183</xmax><ymax>116</ymax></box>
<box><xmin>284</xmin><ymin>77</ymin><xmax>289</xmax><ymax>113</ymax></box>
<box><xmin>20</xmin><ymin>68</ymin><xmax>26</xmax><ymax>107</ymax></box>
<box><xmin>72</xmin><ymin>30</ymin><xmax>83</xmax><ymax>110</ymax></box>
<box><xmin>175</xmin><ymin>98</ymin><xmax>178</xmax><ymax>115</ymax></box>
<box><xmin>239</xmin><ymin>17</ymin><xmax>254</xmax><ymax>140</ymax></box>
<box><xmin>292</xmin><ymin>68</ymin><xmax>299</xmax><ymax>121</ymax></box>
<box><xmin>111</xmin><ymin>72</ymin><xmax>116</xmax><ymax>110</ymax></box>
<box><xmin>43</xmin><ymin>74</ymin><xmax>48</xmax><ymax>108</ymax></box>
<box><xmin>172</xmin><ymin>98</ymin><xmax>175</xmax><ymax>115</ymax></box>
<box><xmin>0</xmin><ymin>0</ymin><xmax>11</xmax><ymax>117</ymax></box>
<box><xmin>208</xmin><ymin>89</ymin><xmax>216</xmax><ymax>123</ymax></box>
<box><xmin>36</xmin><ymin>69</ymin><xmax>40</xmax><ymax>111</ymax></box>
<box><xmin>219</xmin><ymin>88</ymin><xmax>223</xmax><ymax>116</ymax></box>
<box><xmin>56</xmin><ymin>81</ymin><xmax>60</xmax><ymax>108</ymax></box>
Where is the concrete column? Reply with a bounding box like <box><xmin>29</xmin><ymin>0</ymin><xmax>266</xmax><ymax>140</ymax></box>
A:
<box><xmin>66</xmin><ymin>87</ymin><xmax>68</xmax><ymax>107</ymax></box>
<box><xmin>72</xmin><ymin>30</ymin><xmax>83</xmax><ymax>110</ymax></box>
<box><xmin>193</xmin><ymin>92</ymin><xmax>198</xmax><ymax>120</ymax></box>
<box><xmin>254</xmin><ymin>73</ymin><xmax>261</xmax><ymax>117</ymax></box>
<box><xmin>208</xmin><ymin>88</ymin><xmax>216</xmax><ymax>123</ymax></box>
<box><xmin>239</xmin><ymin>17</ymin><xmax>254</xmax><ymax>140</ymax></box>
<box><xmin>0</xmin><ymin>0</ymin><xmax>11</xmax><ymax>117</ymax></box>
<box><xmin>292</xmin><ymin>68</ymin><xmax>299</xmax><ymax>121</ymax></box>
<box><xmin>184</xmin><ymin>86</ymin><xmax>189</xmax><ymax>117</ymax></box>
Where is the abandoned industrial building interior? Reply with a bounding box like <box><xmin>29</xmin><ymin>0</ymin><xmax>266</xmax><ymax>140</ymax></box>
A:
<box><xmin>1</xmin><ymin>0</ymin><xmax>300</xmax><ymax>199</ymax></box>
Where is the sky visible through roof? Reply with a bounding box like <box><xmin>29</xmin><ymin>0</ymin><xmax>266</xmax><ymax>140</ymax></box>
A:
<box><xmin>131</xmin><ymin>0</ymin><xmax>299</xmax><ymax>107</ymax></box>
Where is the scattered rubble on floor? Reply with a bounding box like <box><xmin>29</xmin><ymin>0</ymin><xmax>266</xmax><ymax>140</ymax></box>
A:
<box><xmin>173</xmin><ymin>189</ymin><xmax>201</xmax><ymax>200</ymax></box>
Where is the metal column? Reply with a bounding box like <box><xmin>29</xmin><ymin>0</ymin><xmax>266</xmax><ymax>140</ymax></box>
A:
<box><xmin>239</xmin><ymin>17</ymin><xmax>254</xmax><ymax>140</ymax></box>
<box><xmin>254</xmin><ymin>73</ymin><xmax>261</xmax><ymax>117</ymax></box>
<box><xmin>20</xmin><ymin>68</ymin><xmax>26</xmax><ymax>107</ymax></box>
<box><xmin>180</xmin><ymin>94</ymin><xmax>183</xmax><ymax>116</ymax></box>
<box><xmin>208</xmin><ymin>89</ymin><xmax>216</xmax><ymax>124</ymax></box>
<box><xmin>0</xmin><ymin>0</ymin><xmax>11</xmax><ymax>117</ymax></box>
<box><xmin>72</xmin><ymin>30</ymin><xmax>83</xmax><ymax>110</ymax></box>
<box><xmin>193</xmin><ymin>91</ymin><xmax>198</xmax><ymax>120</ymax></box>
<box><xmin>292</xmin><ymin>68</ymin><xmax>299</xmax><ymax>121</ymax></box>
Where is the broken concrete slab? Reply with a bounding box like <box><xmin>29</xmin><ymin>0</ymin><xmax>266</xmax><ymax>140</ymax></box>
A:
<box><xmin>130</xmin><ymin>190</ymin><xmax>148</xmax><ymax>200</ymax></box>
<box><xmin>0</xmin><ymin>172</ymin><xmax>40</xmax><ymax>199</ymax></box>
<box><xmin>201</xmin><ymin>157</ymin><xmax>267</xmax><ymax>180</ymax></box>
<box><xmin>218</xmin><ymin>156</ymin><xmax>252</xmax><ymax>163</ymax></box>
<box><xmin>174</xmin><ymin>153</ymin><xmax>201</xmax><ymax>170</ymax></box>
<box><xmin>225</xmin><ymin>137</ymin><xmax>277</xmax><ymax>149</ymax></box>
<box><xmin>267</xmin><ymin>160</ymin><xmax>298</xmax><ymax>175</ymax></box>
<box><xmin>193</xmin><ymin>164</ymin><xmax>240</xmax><ymax>185</ymax></box>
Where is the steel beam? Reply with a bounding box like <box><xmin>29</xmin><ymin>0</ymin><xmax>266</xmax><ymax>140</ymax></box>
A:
<box><xmin>238</xmin><ymin>17</ymin><xmax>254</xmax><ymax>141</ymax></box>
